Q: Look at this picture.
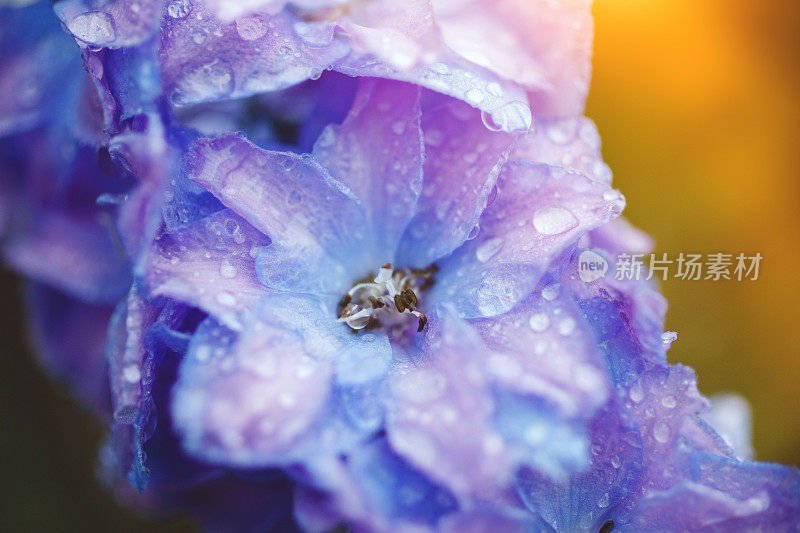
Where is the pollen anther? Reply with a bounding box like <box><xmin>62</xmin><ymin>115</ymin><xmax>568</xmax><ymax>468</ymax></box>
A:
<box><xmin>337</xmin><ymin>264</ymin><xmax>435</xmax><ymax>333</ymax></box>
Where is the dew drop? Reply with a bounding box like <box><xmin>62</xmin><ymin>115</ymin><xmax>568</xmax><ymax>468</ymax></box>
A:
<box><xmin>179</xmin><ymin>60</ymin><xmax>233</xmax><ymax>102</ymax></box>
<box><xmin>486</xmin><ymin>82</ymin><xmax>502</xmax><ymax>97</ymax></box>
<box><xmin>629</xmin><ymin>381</ymin><xmax>644</xmax><ymax>403</ymax></box>
<box><xmin>475</xmin><ymin>272</ymin><xmax>522</xmax><ymax>316</ymax></box>
<box><xmin>430</xmin><ymin>62</ymin><xmax>450</xmax><ymax>75</ymax></box>
<box><xmin>425</xmin><ymin>129</ymin><xmax>443</xmax><ymax>147</ymax></box>
<box><xmin>558</xmin><ymin>317</ymin><xmax>576</xmax><ymax>336</ymax></box>
<box><xmin>597</xmin><ymin>492</ymin><xmax>610</xmax><ymax>509</ymax></box>
<box><xmin>465</xmin><ymin>87</ymin><xmax>485</xmax><ymax>104</ymax></box>
<box><xmin>67</xmin><ymin>12</ymin><xmax>116</xmax><ymax>46</ymax></box>
<box><xmin>167</xmin><ymin>0</ymin><xmax>192</xmax><ymax>18</ymax></box>
<box><xmin>232</xmin><ymin>228</ymin><xmax>246</xmax><ymax>245</ymax></box>
<box><xmin>546</xmin><ymin>120</ymin><xmax>575</xmax><ymax>145</ymax></box>
<box><xmin>216</xmin><ymin>291</ymin><xmax>237</xmax><ymax>307</ymax></box>
<box><xmin>236</xmin><ymin>15</ymin><xmax>268</xmax><ymax>41</ymax></box>
<box><xmin>541</xmin><ymin>284</ymin><xmax>559</xmax><ymax>301</ymax></box>
<box><xmin>532</xmin><ymin>205</ymin><xmax>578</xmax><ymax>235</ymax></box>
<box><xmin>292</xmin><ymin>21</ymin><xmax>334</xmax><ymax>47</ymax></box>
<box><xmin>653</xmin><ymin>422</ymin><xmax>670</xmax><ymax>443</ymax></box>
<box><xmin>529</xmin><ymin>313</ymin><xmax>550</xmax><ymax>332</ymax></box>
<box><xmin>220</xmin><ymin>259</ymin><xmax>237</xmax><ymax>279</ymax></box>
<box><xmin>122</xmin><ymin>365</ymin><xmax>141</xmax><ymax>383</ymax></box>
<box><xmin>481</xmin><ymin>101</ymin><xmax>532</xmax><ymax>133</ymax></box>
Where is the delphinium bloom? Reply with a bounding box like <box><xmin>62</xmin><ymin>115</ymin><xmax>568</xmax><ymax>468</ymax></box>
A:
<box><xmin>0</xmin><ymin>1</ymin><xmax>798</xmax><ymax>532</ymax></box>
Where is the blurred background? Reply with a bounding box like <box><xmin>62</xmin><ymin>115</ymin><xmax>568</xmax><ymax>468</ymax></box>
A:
<box><xmin>1</xmin><ymin>0</ymin><xmax>798</xmax><ymax>530</ymax></box>
<box><xmin>587</xmin><ymin>0</ymin><xmax>800</xmax><ymax>466</ymax></box>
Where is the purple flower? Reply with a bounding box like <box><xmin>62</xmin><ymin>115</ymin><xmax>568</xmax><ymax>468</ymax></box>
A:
<box><xmin>1</xmin><ymin>2</ymin><xmax>799</xmax><ymax>532</ymax></box>
<box><xmin>135</xmin><ymin>76</ymin><xmax>799</xmax><ymax>529</ymax></box>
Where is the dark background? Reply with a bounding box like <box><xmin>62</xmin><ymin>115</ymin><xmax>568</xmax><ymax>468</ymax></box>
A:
<box><xmin>1</xmin><ymin>1</ymin><xmax>799</xmax><ymax>531</ymax></box>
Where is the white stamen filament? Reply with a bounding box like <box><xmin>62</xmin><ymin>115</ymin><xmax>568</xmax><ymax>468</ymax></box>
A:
<box><xmin>337</xmin><ymin>263</ymin><xmax>434</xmax><ymax>333</ymax></box>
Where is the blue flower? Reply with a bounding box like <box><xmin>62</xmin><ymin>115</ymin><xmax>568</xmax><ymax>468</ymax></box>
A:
<box><xmin>1</xmin><ymin>2</ymin><xmax>798</xmax><ymax>532</ymax></box>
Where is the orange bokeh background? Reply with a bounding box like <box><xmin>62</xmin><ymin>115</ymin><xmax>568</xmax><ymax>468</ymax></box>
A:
<box><xmin>588</xmin><ymin>0</ymin><xmax>800</xmax><ymax>465</ymax></box>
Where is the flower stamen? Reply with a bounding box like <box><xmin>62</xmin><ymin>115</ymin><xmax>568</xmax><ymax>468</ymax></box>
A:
<box><xmin>337</xmin><ymin>263</ymin><xmax>435</xmax><ymax>333</ymax></box>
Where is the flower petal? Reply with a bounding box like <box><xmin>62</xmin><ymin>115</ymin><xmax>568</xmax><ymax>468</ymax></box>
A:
<box><xmin>313</xmin><ymin>78</ymin><xmax>423</xmax><ymax>265</ymax></box>
<box><xmin>512</xmin><ymin>117</ymin><xmax>612</xmax><ymax>184</ymax></box>
<box><xmin>144</xmin><ymin>209</ymin><xmax>270</xmax><ymax>329</ymax></box>
<box><xmin>433</xmin><ymin>161</ymin><xmax>624</xmax><ymax>318</ymax></box>
<box><xmin>625</xmin><ymin>453</ymin><xmax>800</xmax><ymax>531</ymax></box>
<box><xmin>397</xmin><ymin>100</ymin><xmax>515</xmax><ymax>267</ymax></box>
<box><xmin>614</xmin><ymin>365</ymin><xmax>710</xmax><ymax>514</ymax></box>
<box><xmin>188</xmin><ymin>134</ymin><xmax>369</xmax><ymax>276</ymax></box>
<box><xmin>105</xmin><ymin>287</ymin><xmax>161</xmax><ymax>491</ymax></box>
<box><xmin>433</xmin><ymin>0</ymin><xmax>593</xmax><ymax>117</ymax></box>
<box><xmin>171</xmin><ymin>314</ymin><xmax>333</xmax><ymax>467</ymax></box>
<box><xmin>296</xmin><ymin>440</ymin><xmax>458</xmax><ymax>531</ymax></box>
<box><xmin>386</xmin><ymin>311</ymin><xmax>516</xmax><ymax>499</ymax></box>
<box><xmin>24</xmin><ymin>282</ymin><xmax>113</xmax><ymax>416</ymax></box>
<box><xmin>701</xmin><ymin>394</ymin><xmax>754</xmax><ymax>461</ymax></box>
<box><xmin>515</xmin><ymin>400</ymin><xmax>643</xmax><ymax>532</ymax></box>
<box><xmin>4</xmin><ymin>209</ymin><xmax>131</xmax><ymax>304</ymax></box>
<box><xmin>336</xmin><ymin>50</ymin><xmax>533</xmax><ymax>134</ymax></box>
<box><xmin>171</xmin><ymin>292</ymin><xmax>390</xmax><ymax>467</ymax></box>
<box><xmin>470</xmin><ymin>280</ymin><xmax>609</xmax><ymax>419</ymax></box>
<box><xmin>337</xmin><ymin>0</ymin><xmax>440</xmax><ymax>72</ymax></box>
<box><xmin>161</xmin><ymin>4</ymin><xmax>349</xmax><ymax>106</ymax></box>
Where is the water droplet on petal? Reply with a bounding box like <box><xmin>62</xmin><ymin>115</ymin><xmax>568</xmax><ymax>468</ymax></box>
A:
<box><xmin>481</xmin><ymin>101</ymin><xmax>532</xmax><ymax>133</ymax></box>
<box><xmin>465</xmin><ymin>87</ymin><xmax>485</xmax><ymax>104</ymax></box>
<box><xmin>486</xmin><ymin>82</ymin><xmax>502</xmax><ymax>97</ymax></box>
<box><xmin>529</xmin><ymin>313</ymin><xmax>550</xmax><ymax>332</ymax></box>
<box><xmin>177</xmin><ymin>60</ymin><xmax>233</xmax><ymax>103</ymax></box>
<box><xmin>293</xmin><ymin>21</ymin><xmax>334</xmax><ymax>47</ymax></box>
<box><xmin>220</xmin><ymin>259</ymin><xmax>237</xmax><ymax>279</ymax></box>
<box><xmin>236</xmin><ymin>15</ymin><xmax>269</xmax><ymax>41</ymax></box>
<box><xmin>167</xmin><ymin>0</ymin><xmax>192</xmax><ymax>18</ymax></box>
<box><xmin>533</xmin><ymin>206</ymin><xmax>578</xmax><ymax>235</ymax></box>
<box><xmin>541</xmin><ymin>284</ymin><xmax>559</xmax><ymax>301</ymax></box>
<box><xmin>216</xmin><ymin>291</ymin><xmax>237</xmax><ymax>307</ymax></box>
<box><xmin>475</xmin><ymin>272</ymin><xmax>523</xmax><ymax>316</ymax></box>
<box><xmin>67</xmin><ymin>12</ymin><xmax>116</xmax><ymax>46</ymax></box>
<box><xmin>558</xmin><ymin>317</ymin><xmax>576</xmax><ymax>336</ymax></box>
<box><xmin>629</xmin><ymin>381</ymin><xmax>644</xmax><ymax>403</ymax></box>
<box><xmin>123</xmin><ymin>365</ymin><xmax>141</xmax><ymax>383</ymax></box>
<box><xmin>546</xmin><ymin>120</ymin><xmax>575</xmax><ymax>144</ymax></box>
<box><xmin>597</xmin><ymin>492</ymin><xmax>610</xmax><ymax>509</ymax></box>
<box><xmin>653</xmin><ymin>422</ymin><xmax>670</xmax><ymax>443</ymax></box>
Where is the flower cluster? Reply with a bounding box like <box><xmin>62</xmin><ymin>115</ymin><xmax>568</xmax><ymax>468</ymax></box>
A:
<box><xmin>1</xmin><ymin>1</ymin><xmax>798</xmax><ymax>532</ymax></box>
